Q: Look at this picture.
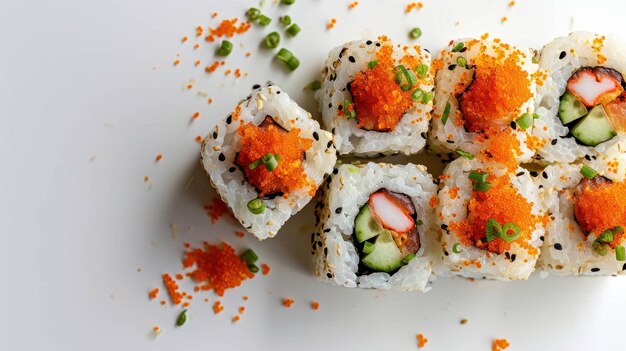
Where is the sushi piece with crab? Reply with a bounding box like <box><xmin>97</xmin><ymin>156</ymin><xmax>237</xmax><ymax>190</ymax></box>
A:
<box><xmin>533</xmin><ymin>31</ymin><xmax>626</xmax><ymax>163</ymax></box>
<box><xmin>429</xmin><ymin>37</ymin><xmax>538</xmax><ymax>168</ymax></box>
<box><xmin>315</xmin><ymin>36</ymin><xmax>434</xmax><ymax>156</ymax></box>
<box><xmin>201</xmin><ymin>83</ymin><xmax>337</xmax><ymax>240</ymax></box>
<box><xmin>312</xmin><ymin>163</ymin><xmax>438</xmax><ymax>291</ymax></box>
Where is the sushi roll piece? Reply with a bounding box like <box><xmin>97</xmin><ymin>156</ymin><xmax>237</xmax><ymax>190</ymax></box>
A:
<box><xmin>430</xmin><ymin>38</ymin><xmax>538</xmax><ymax>168</ymax></box>
<box><xmin>533</xmin><ymin>32</ymin><xmax>626</xmax><ymax>163</ymax></box>
<box><xmin>201</xmin><ymin>83</ymin><xmax>337</xmax><ymax>240</ymax></box>
<box><xmin>538</xmin><ymin>147</ymin><xmax>626</xmax><ymax>275</ymax></box>
<box><xmin>312</xmin><ymin>163</ymin><xmax>438</xmax><ymax>291</ymax></box>
<box><xmin>315</xmin><ymin>36</ymin><xmax>434</xmax><ymax>156</ymax></box>
<box><xmin>437</xmin><ymin>157</ymin><xmax>547</xmax><ymax>280</ymax></box>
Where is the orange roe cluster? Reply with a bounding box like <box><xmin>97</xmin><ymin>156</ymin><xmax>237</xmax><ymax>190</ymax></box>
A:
<box><xmin>348</xmin><ymin>1</ymin><xmax>359</xmax><ymax>9</ymax></box>
<box><xmin>327</xmin><ymin>18</ymin><xmax>337</xmax><ymax>30</ymax></box>
<box><xmin>163</xmin><ymin>274</ymin><xmax>183</xmax><ymax>305</ymax></box>
<box><xmin>236</xmin><ymin>119</ymin><xmax>313</xmax><ymax>197</ymax></box>
<box><xmin>204</xmin><ymin>197</ymin><xmax>229</xmax><ymax>224</ymax></box>
<box><xmin>282</xmin><ymin>298</ymin><xmax>294</xmax><ymax>308</ymax></box>
<box><xmin>204</xmin><ymin>18</ymin><xmax>250</xmax><ymax>42</ymax></box>
<box><xmin>213</xmin><ymin>300</ymin><xmax>224</xmax><ymax>314</ymax></box>
<box><xmin>592</xmin><ymin>35</ymin><xmax>607</xmax><ymax>65</ymax></box>
<box><xmin>405</xmin><ymin>2</ymin><xmax>423</xmax><ymax>13</ymax></box>
<box><xmin>183</xmin><ymin>242</ymin><xmax>254</xmax><ymax>297</ymax></box>
<box><xmin>451</xmin><ymin>174</ymin><xmax>540</xmax><ymax>254</ymax></box>
<box><xmin>350</xmin><ymin>39</ymin><xmax>421</xmax><ymax>131</ymax></box>
<box><xmin>479</xmin><ymin>130</ymin><xmax>522</xmax><ymax>170</ymax></box>
<box><xmin>573</xmin><ymin>178</ymin><xmax>626</xmax><ymax>247</ymax></box>
<box><xmin>261</xmin><ymin>263</ymin><xmax>271</xmax><ymax>275</ymax></box>
<box><xmin>149</xmin><ymin>288</ymin><xmax>159</xmax><ymax>300</ymax></box>
<box><xmin>460</xmin><ymin>50</ymin><xmax>532</xmax><ymax>133</ymax></box>
<box><xmin>417</xmin><ymin>333</ymin><xmax>428</xmax><ymax>348</ymax></box>
<box><xmin>311</xmin><ymin>301</ymin><xmax>320</xmax><ymax>310</ymax></box>
<box><xmin>492</xmin><ymin>338</ymin><xmax>510</xmax><ymax>351</ymax></box>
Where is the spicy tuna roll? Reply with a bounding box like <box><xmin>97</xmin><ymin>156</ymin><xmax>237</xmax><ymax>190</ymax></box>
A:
<box><xmin>312</xmin><ymin>163</ymin><xmax>438</xmax><ymax>291</ymax></box>
<box><xmin>533</xmin><ymin>32</ymin><xmax>626</xmax><ymax>163</ymax></box>
<box><xmin>430</xmin><ymin>38</ymin><xmax>537</xmax><ymax>165</ymax></box>
<box><xmin>201</xmin><ymin>83</ymin><xmax>337</xmax><ymax>240</ymax></box>
<box><xmin>538</xmin><ymin>148</ymin><xmax>626</xmax><ymax>275</ymax></box>
<box><xmin>437</xmin><ymin>158</ymin><xmax>547</xmax><ymax>280</ymax></box>
<box><xmin>315</xmin><ymin>36</ymin><xmax>434</xmax><ymax>156</ymax></box>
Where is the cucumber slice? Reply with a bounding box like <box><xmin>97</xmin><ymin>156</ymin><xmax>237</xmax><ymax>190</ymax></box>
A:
<box><xmin>571</xmin><ymin>105</ymin><xmax>616</xmax><ymax>146</ymax></box>
<box><xmin>361</xmin><ymin>230</ymin><xmax>404</xmax><ymax>272</ymax></box>
<box><xmin>354</xmin><ymin>205</ymin><xmax>384</xmax><ymax>243</ymax></box>
<box><xmin>559</xmin><ymin>92</ymin><xmax>588</xmax><ymax>124</ymax></box>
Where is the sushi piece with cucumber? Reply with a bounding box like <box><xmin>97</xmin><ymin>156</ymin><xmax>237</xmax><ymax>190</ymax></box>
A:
<box><xmin>538</xmin><ymin>148</ymin><xmax>626</xmax><ymax>275</ymax></box>
<box><xmin>437</xmin><ymin>157</ymin><xmax>547</xmax><ymax>280</ymax></box>
<box><xmin>315</xmin><ymin>36</ymin><xmax>434</xmax><ymax>156</ymax></box>
<box><xmin>533</xmin><ymin>32</ymin><xmax>626</xmax><ymax>163</ymax></box>
<box><xmin>200</xmin><ymin>83</ymin><xmax>337</xmax><ymax>240</ymax></box>
<box><xmin>429</xmin><ymin>37</ymin><xmax>538</xmax><ymax>166</ymax></box>
<box><xmin>312</xmin><ymin>163</ymin><xmax>438</xmax><ymax>291</ymax></box>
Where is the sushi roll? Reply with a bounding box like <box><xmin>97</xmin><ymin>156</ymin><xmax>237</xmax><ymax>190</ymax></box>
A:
<box><xmin>201</xmin><ymin>83</ymin><xmax>337</xmax><ymax>240</ymax></box>
<box><xmin>533</xmin><ymin>32</ymin><xmax>626</xmax><ymax>163</ymax></box>
<box><xmin>312</xmin><ymin>163</ymin><xmax>438</xmax><ymax>291</ymax></box>
<box><xmin>315</xmin><ymin>36</ymin><xmax>434</xmax><ymax>156</ymax></box>
<box><xmin>538</xmin><ymin>146</ymin><xmax>626</xmax><ymax>275</ymax></box>
<box><xmin>430</xmin><ymin>38</ymin><xmax>537</xmax><ymax>167</ymax></box>
<box><xmin>437</xmin><ymin>157</ymin><xmax>547</xmax><ymax>280</ymax></box>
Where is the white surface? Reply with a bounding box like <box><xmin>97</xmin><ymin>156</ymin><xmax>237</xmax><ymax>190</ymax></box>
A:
<box><xmin>2</xmin><ymin>0</ymin><xmax>626</xmax><ymax>350</ymax></box>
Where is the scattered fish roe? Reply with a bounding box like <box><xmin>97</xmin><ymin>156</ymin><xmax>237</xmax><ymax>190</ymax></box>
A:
<box><xmin>492</xmin><ymin>338</ymin><xmax>510</xmax><ymax>351</ymax></box>
<box><xmin>155</xmin><ymin>154</ymin><xmax>163</xmax><ymax>162</ymax></box>
<box><xmin>311</xmin><ymin>301</ymin><xmax>320</xmax><ymax>310</ymax></box>
<box><xmin>152</xmin><ymin>325</ymin><xmax>161</xmax><ymax>333</ymax></box>
<box><xmin>204</xmin><ymin>197</ymin><xmax>229</xmax><ymax>224</ymax></box>
<box><xmin>282</xmin><ymin>298</ymin><xmax>294</xmax><ymax>308</ymax></box>
<box><xmin>183</xmin><ymin>242</ymin><xmax>254</xmax><ymax>296</ymax></box>
<box><xmin>213</xmin><ymin>301</ymin><xmax>224</xmax><ymax>314</ymax></box>
<box><xmin>205</xmin><ymin>18</ymin><xmax>251</xmax><ymax>42</ymax></box>
<box><xmin>261</xmin><ymin>263</ymin><xmax>271</xmax><ymax>275</ymax></box>
<box><xmin>235</xmin><ymin>231</ymin><xmax>245</xmax><ymax>238</ymax></box>
<box><xmin>173</xmin><ymin>59</ymin><xmax>180</xmax><ymax>66</ymax></box>
<box><xmin>479</xmin><ymin>130</ymin><xmax>522</xmax><ymax>170</ymax></box>
<box><xmin>205</xmin><ymin>61</ymin><xmax>221</xmax><ymax>73</ymax></box>
<box><xmin>163</xmin><ymin>273</ymin><xmax>183</xmax><ymax>305</ymax></box>
<box><xmin>417</xmin><ymin>333</ymin><xmax>428</xmax><ymax>348</ymax></box>
<box><xmin>235</xmin><ymin>118</ymin><xmax>314</xmax><ymax>197</ymax></box>
<box><xmin>196</xmin><ymin>26</ymin><xmax>204</xmax><ymax>37</ymax></box>
<box><xmin>192</xmin><ymin>112</ymin><xmax>200</xmax><ymax>120</ymax></box>
<box><xmin>405</xmin><ymin>2</ymin><xmax>423</xmax><ymax>13</ymax></box>
<box><xmin>149</xmin><ymin>288</ymin><xmax>159</xmax><ymax>300</ymax></box>
<box><xmin>573</xmin><ymin>177</ymin><xmax>626</xmax><ymax>247</ymax></box>
<box><xmin>508</xmin><ymin>1</ymin><xmax>515</xmax><ymax>7</ymax></box>
<box><xmin>348</xmin><ymin>1</ymin><xmax>359</xmax><ymax>9</ymax></box>
<box><xmin>232</xmin><ymin>315</ymin><xmax>240</xmax><ymax>322</ymax></box>
<box><xmin>195</xmin><ymin>135</ymin><xmax>203</xmax><ymax>144</ymax></box>
<box><xmin>500</xmin><ymin>16</ymin><xmax>507</xmax><ymax>23</ymax></box>
<box><xmin>181</xmin><ymin>36</ymin><xmax>188</xmax><ymax>43</ymax></box>
<box><xmin>327</xmin><ymin>18</ymin><xmax>337</xmax><ymax>30</ymax></box>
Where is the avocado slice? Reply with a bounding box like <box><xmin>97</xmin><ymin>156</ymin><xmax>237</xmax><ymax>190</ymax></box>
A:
<box><xmin>571</xmin><ymin>105</ymin><xmax>616</xmax><ymax>146</ymax></box>
<box><xmin>354</xmin><ymin>205</ymin><xmax>384</xmax><ymax>243</ymax></box>
<box><xmin>361</xmin><ymin>230</ymin><xmax>405</xmax><ymax>272</ymax></box>
<box><xmin>559</xmin><ymin>92</ymin><xmax>588</xmax><ymax>124</ymax></box>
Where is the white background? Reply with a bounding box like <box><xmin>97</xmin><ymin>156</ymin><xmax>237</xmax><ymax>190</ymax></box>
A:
<box><xmin>2</xmin><ymin>0</ymin><xmax>626</xmax><ymax>350</ymax></box>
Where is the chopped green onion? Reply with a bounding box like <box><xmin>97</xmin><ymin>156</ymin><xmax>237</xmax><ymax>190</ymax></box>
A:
<box><xmin>593</xmin><ymin>241</ymin><xmax>608</xmax><ymax>256</ymax></box>
<box><xmin>246</xmin><ymin>7</ymin><xmax>261</xmax><ymax>20</ymax></box>
<box><xmin>612</xmin><ymin>226</ymin><xmax>623</xmax><ymax>234</ymax></box>
<box><xmin>248</xmin><ymin>263</ymin><xmax>260</xmax><ymax>273</ymax></box>
<box><xmin>247</xmin><ymin>199</ymin><xmax>265</xmax><ymax>214</ymax></box>
<box><xmin>532</xmin><ymin>56</ymin><xmax>538</xmax><ymax>64</ymax></box>
<box><xmin>286</xmin><ymin>24</ymin><xmax>301</xmax><ymax>37</ymax></box>
<box><xmin>411</xmin><ymin>89</ymin><xmax>424</xmax><ymax>102</ymax></box>
<box><xmin>473</xmin><ymin>181</ymin><xmax>491</xmax><ymax>192</ymax></box>
<box><xmin>306</xmin><ymin>80</ymin><xmax>322</xmax><ymax>91</ymax></box>
<box><xmin>580</xmin><ymin>165</ymin><xmax>597</xmax><ymax>179</ymax></box>
<box><xmin>240</xmin><ymin>249</ymin><xmax>259</xmax><ymax>263</ymax></box>
<box><xmin>456</xmin><ymin>56</ymin><xmax>467</xmax><ymax>67</ymax></box>
<box><xmin>343</xmin><ymin>100</ymin><xmax>356</xmax><ymax>119</ymax></box>
<box><xmin>485</xmin><ymin>218</ymin><xmax>502</xmax><ymax>242</ymax></box>
<box><xmin>532</xmin><ymin>113</ymin><xmax>540</xmax><ymax>119</ymax></box>
<box><xmin>455</xmin><ymin>148</ymin><xmax>474</xmax><ymax>160</ymax></box>
<box><xmin>286</xmin><ymin>56</ymin><xmax>300</xmax><ymax>71</ymax></box>
<box><xmin>261</xmin><ymin>153</ymin><xmax>279</xmax><ymax>171</ymax></box>
<box><xmin>452</xmin><ymin>243</ymin><xmax>463</xmax><ymax>254</ymax></box>
<box><xmin>441</xmin><ymin>101</ymin><xmax>451</xmax><ymax>125</ymax></box>
<box><xmin>416</xmin><ymin>64</ymin><xmax>429</xmax><ymax>78</ymax></box>
<box><xmin>367</xmin><ymin>60</ymin><xmax>379</xmax><ymax>69</ymax></box>
<box><xmin>280</xmin><ymin>15</ymin><xmax>292</xmax><ymax>26</ymax></box>
<box><xmin>281</xmin><ymin>0</ymin><xmax>295</xmax><ymax>4</ymax></box>
<box><xmin>515</xmin><ymin>113</ymin><xmax>534</xmax><ymax>130</ymax></box>
<box><xmin>468</xmin><ymin>171</ymin><xmax>488</xmax><ymax>183</ymax></box>
<box><xmin>401</xmin><ymin>253</ymin><xmax>416</xmax><ymax>265</ymax></box>
<box><xmin>264</xmin><ymin>32</ymin><xmax>280</xmax><ymax>48</ymax></box>
<box><xmin>616</xmin><ymin>246</ymin><xmax>626</xmax><ymax>261</ymax></box>
<box><xmin>416</xmin><ymin>219</ymin><xmax>424</xmax><ymax>225</ymax></box>
<box><xmin>451</xmin><ymin>42</ymin><xmax>464</xmax><ymax>52</ymax></box>
<box><xmin>362</xmin><ymin>241</ymin><xmax>374</xmax><ymax>254</ymax></box>
<box><xmin>217</xmin><ymin>40</ymin><xmax>233</xmax><ymax>56</ymax></box>
<box><xmin>394</xmin><ymin>65</ymin><xmax>416</xmax><ymax>91</ymax></box>
<box><xmin>421</xmin><ymin>91</ymin><xmax>433</xmax><ymax>104</ymax></box>
<box><xmin>347</xmin><ymin>164</ymin><xmax>360</xmax><ymax>173</ymax></box>
<box><xmin>276</xmin><ymin>48</ymin><xmax>293</xmax><ymax>62</ymax></box>
<box><xmin>258</xmin><ymin>14</ymin><xmax>272</xmax><ymax>26</ymax></box>
<box><xmin>598</xmin><ymin>230</ymin><xmax>614</xmax><ymax>243</ymax></box>
<box><xmin>409</xmin><ymin>27</ymin><xmax>422</xmax><ymax>39</ymax></box>
<box><xmin>248</xmin><ymin>159</ymin><xmax>261</xmax><ymax>170</ymax></box>
<box><xmin>500</xmin><ymin>223</ymin><xmax>521</xmax><ymax>242</ymax></box>
<box><xmin>176</xmin><ymin>309</ymin><xmax>188</xmax><ymax>326</ymax></box>
<box><xmin>335</xmin><ymin>159</ymin><xmax>343</xmax><ymax>166</ymax></box>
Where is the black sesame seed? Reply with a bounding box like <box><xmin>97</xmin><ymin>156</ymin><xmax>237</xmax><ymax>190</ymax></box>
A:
<box><xmin>516</xmin><ymin>171</ymin><xmax>525</xmax><ymax>177</ymax></box>
<box><xmin>584</xmin><ymin>155</ymin><xmax>592</xmax><ymax>161</ymax></box>
<box><xmin>592</xmin><ymin>155</ymin><xmax>597</xmax><ymax>160</ymax></box>
<box><xmin>542</xmin><ymin>171</ymin><xmax>548</xmax><ymax>179</ymax></box>
<box><xmin>276</xmin><ymin>91</ymin><xmax>281</xmax><ymax>94</ymax></box>
<box><xmin>324</xmin><ymin>228</ymin><xmax>331</xmax><ymax>233</ymax></box>
<box><xmin>366</xmin><ymin>40</ymin><xmax>372</xmax><ymax>45</ymax></box>
<box><xmin>375</xmin><ymin>42</ymin><xmax>381</xmax><ymax>47</ymax></box>
<box><xmin>213</xmin><ymin>131</ymin><xmax>218</xmax><ymax>139</ymax></box>
<box><xmin>559</xmin><ymin>51</ymin><xmax>566</xmax><ymax>59</ymax></box>
<box><xmin>554</xmin><ymin>243</ymin><xmax>562</xmax><ymax>250</ymax></box>
<box><xmin>591</xmin><ymin>268</ymin><xmax>600</xmax><ymax>273</ymax></box>
<box><xmin>328</xmin><ymin>103</ymin><xmax>332</xmax><ymax>108</ymax></box>
<box><xmin>622</xmin><ymin>263</ymin><xmax>626</xmax><ymax>271</ymax></box>
<box><xmin>460</xmin><ymin>47</ymin><xmax>467</xmax><ymax>53</ymax></box>
<box><xmin>317</xmin><ymin>241</ymin><xmax>322</xmax><ymax>247</ymax></box>
<box><xmin>511</xmin><ymin>254</ymin><xmax>517</xmax><ymax>262</ymax></box>
<box><xmin>335</xmin><ymin>207</ymin><xmax>342</xmax><ymax>214</ymax></box>
<box><xmin>324</xmin><ymin>247</ymin><xmax>328</xmax><ymax>256</ymax></box>
<box><xmin>229</xmin><ymin>167</ymin><xmax>236</xmax><ymax>172</ymax></box>
<box><xmin>218</xmin><ymin>153</ymin><xmax>225</xmax><ymax>161</ymax></box>
<box><xmin>421</xmin><ymin>132</ymin><xmax>427</xmax><ymax>139</ymax></box>
<box><xmin>530</xmin><ymin>171</ymin><xmax>538</xmax><ymax>177</ymax></box>
<box><xmin>505</xmin><ymin>252</ymin><xmax>511</xmax><ymax>259</ymax></box>
<box><xmin>226</xmin><ymin>115</ymin><xmax>232</xmax><ymax>124</ymax></box>
<box><xmin>348</xmin><ymin>56</ymin><xmax>356</xmax><ymax>63</ymax></box>
<box><xmin>252</xmin><ymin>84</ymin><xmax>261</xmax><ymax>89</ymax></box>
<box><xmin>337</xmin><ymin>104</ymin><xmax>343</xmax><ymax>111</ymax></box>
<box><xmin>441</xmin><ymin>224</ymin><xmax>448</xmax><ymax>230</ymax></box>
<box><xmin>327</xmin><ymin>140</ymin><xmax>333</xmax><ymax>148</ymax></box>
<box><xmin>332</xmin><ymin>168</ymin><xmax>338</xmax><ymax>174</ymax></box>
<box><xmin>313</xmin><ymin>131</ymin><xmax>319</xmax><ymax>141</ymax></box>
<box><xmin>448</xmin><ymin>64</ymin><xmax>457</xmax><ymax>70</ymax></box>
<box><xmin>510</xmin><ymin>121</ymin><xmax>517</xmax><ymax>129</ymax></box>
<box><xmin>326</xmin><ymin>177</ymin><xmax>332</xmax><ymax>184</ymax></box>
<box><xmin>540</xmin><ymin>235</ymin><xmax>544</xmax><ymax>241</ymax></box>
<box><xmin>327</xmin><ymin>273</ymin><xmax>333</xmax><ymax>278</ymax></box>
<box><xmin>551</xmin><ymin>139</ymin><xmax>558</xmax><ymax>145</ymax></box>
<box><xmin>332</xmin><ymin>128</ymin><xmax>336</xmax><ymax>134</ymax></box>
<box><xmin>444</xmin><ymin>250</ymin><xmax>449</xmax><ymax>256</ymax></box>
<box><xmin>446</xmin><ymin>140</ymin><xmax>454</xmax><ymax>144</ymax></box>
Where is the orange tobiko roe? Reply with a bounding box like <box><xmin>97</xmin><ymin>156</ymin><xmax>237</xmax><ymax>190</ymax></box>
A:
<box><xmin>573</xmin><ymin>178</ymin><xmax>626</xmax><ymax>247</ymax></box>
<box><xmin>479</xmin><ymin>129</ymin><xmax>522</xmax><ymax>171</ymax></box>
<box><xmin>349</xmin><ymin>42</ymin><xmax>419</xmax><ymax>131</ymax></box>
<box><xmin>452</xmin><ymin>175</ymin><xmax>540</xmax><ymax>254</ymax></box>
<box><xmin>236</xmin><ymin>118</ymin><xmax>313</xmax><ymax>197</ymax></box>
<box><xmin>460</xmin><ymin>53</ymin><xmax>532</xmax><ymax>133</ymax></box>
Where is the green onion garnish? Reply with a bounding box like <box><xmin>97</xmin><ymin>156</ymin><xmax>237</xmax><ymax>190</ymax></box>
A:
<box><xmin>246</xmin><ymin>7</ymin><xmax>261</xmax><ymax>20</ymax></box>
<box><xmin>343</xmin><ymin>99</ymin><xmax>356</xmax><ymax>119</ymax></box>
<box><xmin>409</xmin><ymin>27</ymin><xmax>422</xmax><ymax>39</ymax></box>
<box><xmin>258</xmin><ymin>14</ymin><xmax>272</xmax><ymax>26</ymax></box>
<box><xmin>281</xmin><ymin>0</ymin><xmax>295</xmax><ymax>4</ymax></box>
<box><xmin>452</xmin><ymin>243</ymin><xmax>463</xmax><ymax>254</ymax></box>
<box><xmin>456</xmin><ymin>56</ymin><xmax>467</xmax><ymax>67</ymax></box>
<box><xmin>421</xmin><ymin>92</ymin><xmax>433</xmax><ymax>104</ymax></box>
<box><xmin>367</xmin><ymin>60</ymin><xmax>379</xmax><ymax>69</ymax></box>
<box><xmin>616</xmin><ymin>246</ymin><xmax>626</xmax><ymax>261</ymax></box>
<box><xmin>580</xmin><ymin>165</ymin><xmax>597</xmax><ymax>179</ymax></box>
<box><xmin>451</xmin><ymin>42</ymin><xmax>464</xmax><ymax>52</ymax></box>
<box><xmin>612</xmin><ymin>226</ymin><xmax>623</xmax><ymax>234</ymax></box>
<box><xmin>416</xmin><ymin>64</ymin><xmax>429</xmax><ymax>78</ymax></box>
<box><xmin>598</xmin><ymin>230</ymin><xmax>614</xmax><ymax>243</ymax></box>
<box><xmin>264</xmin><ymin>32</ymin><xmax>280</xmax><ymax>49</ymax></box>
<box><xmin>286</xmin><ymin>24</ymin><xmax>301</xmax><ymax>37</ymax></box>
<box><xmin>473</xmin><ymin>181</ymin><xmax>491</xmax><ymax>192</ymax></box>
<box><xmin>411</xmin><ymin>89</ymin><xmax>424</xmax><ymax>102</ymax></box>
<box><xmin>455</xmin><ymin>148</ymin><xmax>474</xmax><ymax>160</ymax></box>
<box><xmin>280</xmin><ymin>15</ymin><xmax>292</xmax><ymax>26</ymax></box>
<box><xmin>593</xmin><ymin>241</ymin><xmax>608</xmax><ymax>256</ymax></box>
<box><xmin>306</xmin><ymin>80</ymin><xmax>322</xmax><ymax>91</ymax></box>
<box><xmin>176</xmin><ymin>309</ymin><xmax>188</xmax><ymax>326</ymax></box>
<box><xmin>401</xmin><ymin>253</ymin><xmax>416</xmax><ymax>265</ymax></box>
<box><xmin>261</xmin><ymin>153</ymin><xmax>279</xmax><ymax>171</ymax></box>
<box><xmin>394</xmin><ymin>65</ymin><xmax>416</xmax><ymax>91</ymax></box>
<box><xmin>286</xmin><ymin>56</ymin><xmax>300</xmax><ymax>71</ymax></box>
<box><xmin>500</xmin><ymin>223</ymin><xmax>521</xmax><ymax>242</ymax></box>
<box><xmin>240</xmin><ymin>249</ymin><xmax>259</xmax><ymax>264</ymax></box>
<box><xmin>441</xmin><ymin>101</ymin><xmax>451</xmax><ymax>125</ymax></box>
<box><xmin>485</xmin><ymin>218</ymin><xmax>502</xmax><ymax>242</ymax></box>
<box><xmin>248</xmin><ymin>263</ymin><xmax>260</xmax><ymax>273</ymax></box>
<box><xmin>247</xmin><ymin>199</ymin><xmax>266</xmax><ymax>214</ymax></box>
<box><xmin>416</xmin><ymin>219</ymin><xmax>424</xmax><ymax>225</ymax></box>
<box><xmin>276</xmin><ymin>48</ymin><xmax>293</xmax><ymax>62</ymax></box>
<box><xmin>347</xmin><ymin>164</ymin><xmax>360</xmax><ymax>173</ymax></box>
<box><xmin>532</xmin><ymin>56</ymin><xmax>538</xmax><ymax>64</ymax></box>
<box><xmin>532</xmin><ymin>113</ymin><xmax>540</xmax><ymax>119</ymax></box>
<box><xmin>217</xmin><ymin>40</ymin><xmax>233</xmax><ymax>56</ymax></box>
<box><xmin>515</xmin><ymin>113</ymin><xmax>534</xmax><ymax>130</ymax></box>
<box><xmin>362</xmin><ymin>241</ymin><xmax>374</xmax><ymax>254</ymax></box>
<box><xmin>468</xmin><ymin>171</ymin><xmax>488</xmax><ymax>183</ymax></box>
